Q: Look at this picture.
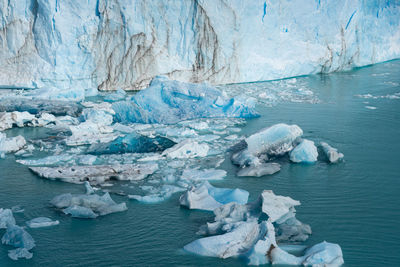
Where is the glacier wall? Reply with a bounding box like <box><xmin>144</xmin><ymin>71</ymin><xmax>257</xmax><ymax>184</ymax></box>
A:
<box><xmin>0</xmin><ymin>0</ymin><xmax>399</xmax><ymax>91</ymax></box>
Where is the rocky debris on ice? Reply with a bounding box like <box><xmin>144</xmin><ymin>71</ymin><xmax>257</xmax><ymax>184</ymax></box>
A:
<box><xmin>320</xmin><ymin>142</ymin><xmax>344</xmax><ymax>163</ymax></box>
<box><xmin>51</xmin><ymin>189</ymin><xmax>127</xmax><ymax>219</ymax></box>
<box><xmin>26</xmin><ymin>217</ymin><xmax>59</xmax><ymax>228</ymax></box>
<box><xmin>179</xmin><ymin>181</ymin><xmax>249</xmax><ymax>211</ymax></box>
<box><xmin>1</xmin><ymin>225</ymin><xmax>35</xmax><ymax>260</ymax></box>
<box><xmin>30</xmin><ymin>163</ymin><xmax>158</xmax><ymax>184</ymax></box>
<box><xmin>88</xmin><ymin>133</ymin><xmax>176</xmax><ymax>155</ymax></box>
<box><xmin>162</xmin><ymin>139</ymin><xmax>209</xmax><ymax>159</ymax></box>
<box><xmin>112</xmin><ymin>76</ymin><xmax>259</xmax><ymax>124</ymax></box>
<box><xmin>0</xmin><ymin>208</ymin><xmax>16</xmax><ymax>229</ymax></box>
<box><xmin>289</xmin><ymin>139</ymin><xmax>318</xmax><ymax>163</ymax></box>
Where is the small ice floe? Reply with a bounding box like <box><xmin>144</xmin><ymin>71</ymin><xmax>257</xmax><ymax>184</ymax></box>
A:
<box><xmin>129</xmin><ymin>184</ymin><xmax>186</xmax><ymax>204</ymax></box>
<box><xmin>289</xmin><ymin>139</ymin><xmax>318</xmax><ymax>163</ymax></box>
<box><xmin>0</xmin><ymin>208</ymin><xmax>16</xmax><ymax>228</ymax></box>
<box><xmin>51</xmin><ymin>186</ymin><xmax>127</xmax><ymax>219</ymax></box>
<box><xmin>237</xmin><ymin>163</ymin><xmax>281</xmax><ymax>177</ymax></box>
<box><xmin>365</xmin><ymin>106</ymin><xmax>377</xmax><ymax>110</ymax></box>
<box><xmin>30</xmin><ymin>163</ymin><xmax>158</xmax><ymax>184</ymax></box>
<box><xmin>181</xmin><ymin>168</ymin><xmax>227</xmax><ymax>182</ymax></box>
<box><xmin>1</xmin><ymin>225</ymin><xmax>35</xmax><ymax>260</ymax></box>
<box><xmin>26</xmin><ymin>217</ymin><xmax>59</xmax><ymax>228</ymax></box>
<box><xmin>320</xmin><ymin>142</ymin><xmax>344</xmax><ymax>163</ymax></box>
<box><xmin>179</xmin><ymin>181</ymin><xmax>249</xmax><ymax>211</ymax></box>
<box><xmin>65</xmin><ymin>121</ymin><xmax>118</xmax><ymax>146</ymax></box>
<box><xmin>162</xmin><ymin>139</ymin><xmax>209</xmax><ymax>159</ymax></box>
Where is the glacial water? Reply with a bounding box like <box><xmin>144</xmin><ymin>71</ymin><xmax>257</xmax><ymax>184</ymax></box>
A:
<box><xmin>1</xmin><ymin>60</ymin><xmax>400</xmax><ymax>266</ymax></box>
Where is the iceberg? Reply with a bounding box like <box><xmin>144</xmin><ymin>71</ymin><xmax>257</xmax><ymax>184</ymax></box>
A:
<box><xmin>7</xmin><ymin>248</ymin><xmax>33</xmax><ymax>261</ymax></box>
<box><xmin>51</xmin><ymin>191</ymin><xmax>127</xmax><ymax>218</ymax></box>
<box><xmin>320</xmin><ymin>142</ymin><xmax>344</xmax><ymax>163</ymax></box>
<box><xmin>2</xmin><ymin>135</ymin><xmax>26</xmax><ymax>153</ymax></box>
<box><xmin>162</xmin><ymin>139</ymin><xmax>209</xmax><ymax>159</ymax></box>
<box><xmin>26</xmin><ymin>217</ymin><xmax>59</xmax><ymax>228</ymax></box>
<box><xmin>88</xmin><ymin>133</ymin><xmax>176</xmax><ymax>155</ymax></box>
<box><xmin>0</xmin><ymin>208</ymin><xmax>16</xmax><ymax>229</ymax></box>
<box><xmin>245</xmin><ymin>124</ymin><xmax>303</xmax><ymax>157</ymax></box>
<box><xmin>30</xmin><ymin>163</ymin><xmax>158</xmax><ymax>184</ymax></box>
<box><xmin>289</xmin><ymin>139</ymin><xmax>318</xmax><ymax>163</ymax></box>
<box><xmin>65</xmin><ymin>121</ymin><xmax>118</xmax><ymax>146</ymax></box>
<box><xmin>112</xmin><ymin>76</ymin><xmax>259</xmax><ymax>124</ymax></box>
<box><xmin>179</xmin><ymin>181</ymin><xmax>249</xmax><ymax>211</ymax></box>
<box><xmin>129</xmin><ymin>185</ymin><xmax>186</xmax><ymax>204</ymax></box>
<box><xmin>181</xmin><ymin>169</ymin><xmax>227</xmax><ymax>182</ymax></box>
<box><xmin>1</xmin><ymin>225</ymin><xmax>35</xmax><ymax>253</ymax></box>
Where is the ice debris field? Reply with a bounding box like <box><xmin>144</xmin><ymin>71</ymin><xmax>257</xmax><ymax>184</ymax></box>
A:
<box><xmin>0</xmin><ymin>76</ymin><xmax>346</xmax><ymax>265</ymax></box>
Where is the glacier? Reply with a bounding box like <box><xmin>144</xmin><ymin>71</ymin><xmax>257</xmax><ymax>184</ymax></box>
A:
<box><xmin>0</xmin><ymin>0</ymin><xmax>399</xmax><ymax>92</ymax></box>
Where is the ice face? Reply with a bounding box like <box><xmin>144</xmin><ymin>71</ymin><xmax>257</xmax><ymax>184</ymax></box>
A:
<box><xmin>0</xmin><ymin>208</ymin><xmax>16</xmax><ymax>229</ymax></box>
<box><xmin>289</xmin><ymin>139</ymin><xmax>318</xmax><ymax>163</ymax></box>
<box><xmin>320</xmin><ymin>142</ymin><xmax>344</xmax><ymax>163</ymax></box>
<box><xmin>26</xmin><ymin>217</ymin><xmax>59</xmax><ymax>228</ymax></box>
<box><xmin>0</xmin><ymin>1</ymin><xmax>399</xmax><ymax>91</ymax></box>
<box><xmin>179</xmin><ymin>181</ymin><xmax>249</xmax><ymax>211</ymax></box>
<box><xmin>88</xmin><ymin>133</ymin><xmax>176</xmax><ymax>155</ymax></box>
<box><xmin>246</xmin><ymin>124</ymin><xmax>303</xmax><ymax>157</ymax></box>
<box><xmin>112</xmin><ymin>76</ymin><xmax>259</xmax><ymax>124</ymax></box>
<box><xmin>30</xmin><ymin>163</ymin><xmax>158</xmax><ymax>184</ymax></box>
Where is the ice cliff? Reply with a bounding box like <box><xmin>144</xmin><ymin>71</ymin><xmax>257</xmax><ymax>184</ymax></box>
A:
<box><xmin>0</xmin><ymin>0</ymin><xmax>399</xmax><ymax>92</ymax></box>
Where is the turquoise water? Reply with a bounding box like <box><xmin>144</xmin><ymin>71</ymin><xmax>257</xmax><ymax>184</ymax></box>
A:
<box><xmin>1</xmin><ymin>60</ymin><xmax>400</xmax><ymax>266</ymax></box>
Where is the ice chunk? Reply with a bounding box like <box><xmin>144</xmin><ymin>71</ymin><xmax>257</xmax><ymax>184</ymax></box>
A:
<box><xmin>0</xmin><ymin>111</ymin><xmax>35</xmax><ymax>131</ymax></box>
<box><xmin>51</xmin><ymin>192</ymin><xmax>127</xmax><ymax>218</ymax></box>
<box><xmin>231</xmin><ymin>148</ymin><xmax>261</xmax><ymax>167</ymax></box>
<box><xmin>88</xmin><ymin>133</ymin><xmax>175</xmax><ymax>155</ymax></box>
<box><xmin>275</xmin><ymin>215</ymin><xmax>312</xmax><ymax>243</ymax></box>
<box><xmin>181</xmin><ymin>169</ymin><xmax>226</xmax><ymax>182</ymax></box>
<box><xmin>237</xmin><ymin>163</ymin><xmax>281</xmax><ymax>177</ymax></box>
<box><xmin>184</xmin><ymin>220</ymin><xmax>264</xmax><ymax>259</ymax></box>
<box><xmin>0</xmin><ymin>133</ymin><xmax>5</xmax><ymax>158</ymax></box>
<box><xmin>104</xmin><ymin>88</ymin><xmax>127</xmax><ymax>102</ymax></box>
<box><xmin>289</xmin><ymin>139</ymin><xmax>318</xmax><ymax>163</ymax></box>
<box><xmin>1</xmin><ymin>225</ymin><xmax>35</xmax><ymax>250</ymax></box>
<box><xmin>112</xmin><ymin>76</ymin><xmax>259</xmax><ymax>124</ymax></box>
<box><xmin>2</xmin><ymin>135</ymin><xmax>26</xmax><ymax>153</ymax></box>
<box><xmin>129</xmin><ymin>185</ymin><xmax>186</xmax><ymax>204</ymax></box>
<box><xmin>245</xmin><ymin>220</ymin><xmax>277</xmax><ymax>265</ymax></box>
<box><xmin>259</xmin><ymin>190</ymin><xmax>300</xmax><ymax>223</ymax></box>
<box><xmin>8</xmin><ymin>248</ymin><xmax>33</xmax><ymax>260</ymax></box>
<box><xmin>0</xmin><ymin>208</ymin><xmax>16</xmax><ymax>229</ymax></box>
<box><xmin>320</xmin><ymin>142</ymin><xmax>344</xmax><ymax>163</ymax></box>
<box><xmin>84</xmin><ymin>181</ymin><xmax>95</xmax><ymax>194</ymax></box>
<box><xmin>246</xmin><ymin>124</ymin><xmax>303</xmax><ymax>157</ymax></box>
<box><xmin>179</xmin><ymin>181</ymin><xmax>249</xmax><ymax>211</ymax></box>
<box><xmin>30</xmin><ymin>163</ymin><xmax>158</xmax><ymax>184</ymax></box>
<box><xmin>162</xmin><ymin>139</ymin><xmax>209</xmax><ymax>159</ymax></box>
<box><xmin>65</xmin><ymin>121</ymin><xmax>118</xmax><ymax>146</ymax></box>
<box><xmin>80</xmin><ymin>108</ymin><xmax>113</xmax><ymax>126</ymax></box>
<box><xmin>26</xmin><ymin>217</ymin><xmax>59</xmax><ymax>228</ymax></box>
<box><xmin>271</xmin><ymin>241</ymin><xmax>344</xmax><ymax>266</ymax></box>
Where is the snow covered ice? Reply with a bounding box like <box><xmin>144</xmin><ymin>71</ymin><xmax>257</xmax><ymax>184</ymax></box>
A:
<box><xmin>289</xmin><ymin>139</ymin><xmax>318</xmax><ymax>163</ymax></box>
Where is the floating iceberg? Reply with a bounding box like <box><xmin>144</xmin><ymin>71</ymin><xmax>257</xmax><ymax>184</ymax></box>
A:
<box><xmin>129</xmin><ymin>185</ymin><xmax>186</xmax><ymax>204</ymax></box>
<box><xmin>162</xmin><ymin>139</ymin><xmax>209</xmax><ymax>159</ymax></box>
<box><xmin>0</xmin><ymin>111</ymin><xmax>35</xmax><ymax>131</ymax></box>
<box><xmin>259</xmin><ymin>190</ymin><xmax>301</xmax><ymax>223</ymax></box>
<box><xmin>65</xmin><ymin>121</ymin><xmax>118</xmax><ymax>146</ymax></box>
<box><xmin>245</xmin><ymin>124</ymin><xmax>303</xmax><ymax>157</ymax></box>
<box><xmin>271</xmin><ymin>241</ymin><xmax>344</xmax><ymax>266</ymax></box>
<box><xmin>51</xmin><ymin>191</ymin><xmax>127</xmax><ymax>218</ymax></box>
<box><xmin>26</xmin><ymin>217</ymin><xmax>59</xmax><ymax>228</ymax></box>
<box><xmin>237</xmin><ymin>163</ymin><xmax>281</xmax><ymax>177</ymax></box>
<box><xmin>112</xmin><ymin>76</ymin><xmax>259</xmax><ymax>124</ymax></box>
<box><xmin>0</xmin><ymin>208</ymin><xmax>16</xmax><ymax>229</ymax></box>
<box><xmin>30</xmin><ymin>163</ymin><xmax>158</xmax><ymax>184</ymax></box>
<box><xmin>1</xmin><ymin>225</ymin><xmax>35</xmax><ymax>259</ymax></box>
<box><xmin>2</xmin><ymin>135</ymin><xmax>26</xmax><ymax>153</ymax></box>
<box><xmin>88</xmin><ymin>133</ymin><xmax>176</xmax><ymax>155</ymax></box>
<box><xmin>104</xmin><ymin>89</ymin><xmax>127</xmax><ymax>102</ymax></box>
<box><xmin>289</xmin><ymin>139</ymin><xmax>318</xmax><ymax>163</ymax></box>
<box><xmin>179</xmin><ymin>181</ymin><xmax>249</xmax><ymax>211</ymax></box>
<box><xmin>320</xmin><ymin>142</ymin><xmax>344</xmax><ymax>163</ymax></box>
